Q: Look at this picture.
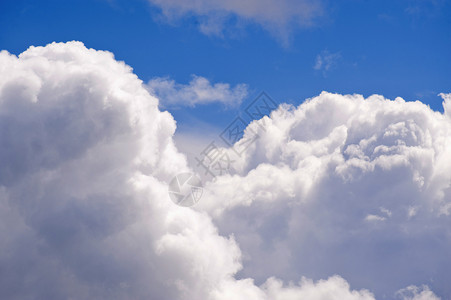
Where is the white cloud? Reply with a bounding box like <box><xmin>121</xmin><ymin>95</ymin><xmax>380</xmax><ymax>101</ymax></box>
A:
<box><xmin>261</xmin><ymin>276</ymin><xmax>375</xmax><ymax>300</ymax></box>
<box><xmin>147</xmin><ymin>0</ymin><xmax>323</xmax><ymax>44</ymax></box>
<box><xmin>0</xmin><ymin>42</ymin><xmax>378</xmax><ymax>300</ymax></box>
<box><xmin>396</xmin><ymin>285</ymin><xmax>440</xmax><ymax>300</ymax></box>
<box><xmin>439</xmin><ymin>92</ymin><xmax>451</xmax><ymax>119</ymax></box>
<box><xmin>365</xmin><ymin>214</ymin><xmax>386</xmax><ymax>222</ymax></box>
<box><xmin>2</xmin><ymin>41</ymin><xmax>450</xmax><ymax>300</ymax></box>
<box><xmin>146</xmin><ymin>75</ymin><xmax>248</xmax><ymax>108</ymax></box>
<box><xmin>314</xmin><ymin>50</ymin><xmax>341</xmax><ymax>76</ymax></box>
<box><xmin>197</xmin><ymin>92</ymin><xmax>451</xmax><ymax>298</ymax></box>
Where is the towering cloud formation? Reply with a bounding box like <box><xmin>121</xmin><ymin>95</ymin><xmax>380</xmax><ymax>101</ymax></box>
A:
<box><xmin>0</xmin><ymin>42</ymin><xmax>380</xmax><ymax>300</ymax></box>
<box><xmin>200</xmin><ymin>92</ymin><xmax>451</xmax><ymax>298</ymax></box>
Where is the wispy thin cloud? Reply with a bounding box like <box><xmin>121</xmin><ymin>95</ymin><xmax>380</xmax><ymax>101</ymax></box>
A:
<box><xmin>147</xmin><ymin>0</ymin><xmax>324</xmax><ymax>46</ymax></box>
<box><xmin>146</xmin><ymin>75</ymin><xmax>248</xmax><ymax>108</ymax></box>
<box><xmin>314</xmin><ymin>50</ymin><xmax>341</xmax><ymax>76</ymax></box>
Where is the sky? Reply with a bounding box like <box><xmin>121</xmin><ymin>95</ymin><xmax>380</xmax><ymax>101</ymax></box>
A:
<box><xmin>0</xmin><ymin>1</ymin><xmax>450</xmax><ymax>300</ymax></box>
<box><xmin>1</xmin><ymin>0</ymin><xmax>450</xmax><ymax>131</ymax></box>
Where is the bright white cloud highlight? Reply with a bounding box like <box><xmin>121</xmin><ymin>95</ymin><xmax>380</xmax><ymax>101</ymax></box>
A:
<box><xmin>146</xmin><ymin>75</ymin><xmax>248</xmax><ymax>108</ymax></box>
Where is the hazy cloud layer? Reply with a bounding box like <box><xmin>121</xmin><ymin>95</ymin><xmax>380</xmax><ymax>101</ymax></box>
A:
<box><xmin>0</xmin><ymin>42</ymin><xmax>384</xmax><ymax>299</ymax></box>
<box><xmin>146</xmin><ymin>75</ymin><xmax>248</xmax><ymax>108</ymax></box>
<box><xmin>147</xmin><ymin>0</ymin><xmax>323</xmax><ymax>44</ymax></box>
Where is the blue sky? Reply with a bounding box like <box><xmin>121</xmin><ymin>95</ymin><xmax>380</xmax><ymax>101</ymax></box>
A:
<box><xmin>1</xmin><ymin>0</ymin><xmax>450</xmax><ymax>134</ymax></box>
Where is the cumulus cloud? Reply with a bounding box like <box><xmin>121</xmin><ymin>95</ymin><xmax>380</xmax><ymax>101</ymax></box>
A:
<box><xmin>146</xmin><ymin>75</ymin><xmax>248</xmax><ymax>108</ymax></box>
<box><xmin>147</xmin><ymin>0</ymin><xmax>323</xmax><ymax>44</ymax></box>
<box><xmin>198</xmin><ymin>92</ymin><xmax>451</xmax><ymax>298</ymax></box>
<box><xmin>0</xmin><ymin>42</ymin><xmax>378</xmax><ymax>300</ymax></box>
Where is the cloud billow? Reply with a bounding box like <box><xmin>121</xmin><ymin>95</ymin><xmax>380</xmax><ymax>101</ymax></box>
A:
<box><xmin>200</xmin><ymin>92</ymin><xmax>451</xmax><ymax>299</ymax></box>
<box><xmin>0</xmin><ymin>41</ymin><xmax>448</xmax><ymax>299</ymax></box>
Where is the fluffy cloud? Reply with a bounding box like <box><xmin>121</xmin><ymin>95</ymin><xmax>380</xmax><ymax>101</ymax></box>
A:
<box><xmin>261</xmin><ymin>276</ymin><xmax>375</xmax><ymax>300</ymax></box>
<box><xmin>147</xmin><ymin>0</ymin><xmax>323</xmax><ymax>43</ymax></box>
<box><xmin>0</xmin><ymin>42</ymin><xmax>378</xmax><ymax>300</ymax></box>
<box><xmin>198</xmin><ymin>92</ymin><xmax>451</xmax><ymax>298</ymax></box>
<box><xmin>146</xmin><ymin>75</ymin><xmax>248</xmax><ymax>108</ymax></box>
